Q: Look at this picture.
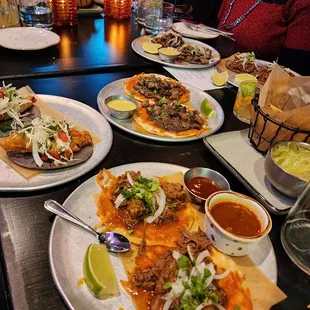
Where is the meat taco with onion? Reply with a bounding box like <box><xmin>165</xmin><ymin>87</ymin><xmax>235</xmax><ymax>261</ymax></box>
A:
<box><xmin>122</xmin><ymin>229</ymin><xmax>253</xmax><ymax>310</ymax></box>
<box><xmin>225</xmin><ymin>52</ymin><xmax>258</xmax><ymax>74</ymax></box>
<box><xmin>0</xmin><ymin>115</ymin><xmax>93</xmax><ymax>169</ymax></box>
<box><xmin>96</xmin><ymin>169</ymin><xmax>195</xmax><ymax>247</ymax></box>
<box><xmin>0</xmin><ymin>83</ymin><xmax>40</xmax><ymax>138</ymax></box>
<box><xmin>124</xmin><ymin>74</ymin><xmax>190</xmax><ymax>104</ymax></box>
<box><xmin>133</xmin><ymin>98</ymin><xmax>208</xmax><ymax>138</ymax></box>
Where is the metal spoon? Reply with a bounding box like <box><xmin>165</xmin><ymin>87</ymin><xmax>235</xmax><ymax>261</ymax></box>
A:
<box><xmin>44</xmin><ymin>199</ymin><xmax>131</xmax><ymax>253</ymax></box>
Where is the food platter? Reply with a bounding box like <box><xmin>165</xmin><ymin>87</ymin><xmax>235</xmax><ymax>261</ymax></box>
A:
<box><xmin>0</xmin><ymin>95</ymin><xmax>113</xmax><ymax>192</ymax></box>
<box><xmin>97</xmin><ymin>76</ymin><xmax>224</xmax><ymax>142</ymax></box>
<box><xmin>49</xmin><ymin>162</ymin><xmax>278</xmax><ymax>310</ymax></box>
<box><xmin>217</xmin><ymin>54</ymin><xmax>300</xmax><ymax>88</ymax></box>
<box><xmin>0</xmin><ymin>27</ymin><xmax>60</xmax><ymax>50</ymax></box>
<box><xmin>131</xmin><ymin>35</ymin><xmax>220</xmax><ymax>69</ymax></box>
<box><xmin>172</xmin><ymin>22</ymin><xmax>219</xmax><ymax>40</ymax></box>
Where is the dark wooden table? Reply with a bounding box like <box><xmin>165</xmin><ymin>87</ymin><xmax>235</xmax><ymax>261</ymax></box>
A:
<box><xmin>0</xmin><ymin>16</ymin><xmax>309</xmax><ymax>310</ymax></box>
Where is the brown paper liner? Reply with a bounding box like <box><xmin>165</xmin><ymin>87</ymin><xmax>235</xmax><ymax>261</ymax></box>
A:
<box><xmin>0</xmin><ymin>86</ymin><xmax>102</xmax><ymax>180</ymax></box>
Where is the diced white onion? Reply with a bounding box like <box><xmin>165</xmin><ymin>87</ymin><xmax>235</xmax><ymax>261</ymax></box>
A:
<box><xmin>32</xmin><ymin>140</ymin><xmax>43</xmax><ymax>167</ymax></box>
<box><xmin>187</xmin><ymin>245</ymin><xmax>194</xmax><ymax>262</ymax></box>
<box><xmin>212</xmin><ymin>302</ymin><xmax>226</xmax><ymax>310</ymax></box>
<box><xmin>172</xmin><ymin>250</ymin><xmax>181</xmax><ymax>260</ymax></box>
<box><xmin>214</xmin><ymin>268</ymin><xmax>230</xmax><ymax>280</ymax></box>
<box><xmin>196</xmin><ymin>249</ymin><xmax>210</xmax><ymax>265</ymax></box>
<box><xmin>114</xmin><ymin>193</ymin><xmax>125</xmax><ymax>209</ymax></box>
<box><xmin>145</xmin><ymin>186</ymin><xmax>166</xmax><ymax>223</ymax></box>
<box><xmin>204</xmin><ymin>263</ymin><xmax>216</xmax><ymax>288</ymax></box>
<box><xmin>163</xmin><ymin>296</ymin><xmax>178</xmax><ymax>310</ymax></box>
<box><xmin>195</xmin><ymin>300</ymin><xmax>212</xmax><ymax>310</ymax></box>
<box><xmin>126</xmin><ymin>172</ymin><xmax>134</xmax><ymax>186</ymax></box>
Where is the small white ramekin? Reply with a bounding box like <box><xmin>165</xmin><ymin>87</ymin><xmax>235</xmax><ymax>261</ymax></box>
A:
<box><xmin>204</xmin><ymin>191</ymin><xmax>272</xmax><ymax>256</ymax></box>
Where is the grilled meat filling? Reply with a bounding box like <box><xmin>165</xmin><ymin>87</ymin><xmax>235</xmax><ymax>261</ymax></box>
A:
<box><xmin>134</xmin><ymin>229</ymin><xmax>227</xmax><ymax>310</ymax></box>
<box><xmin>151</xmin><ymin>32</ymin><xmax>184</xmax><ymax>48</ymax></box>
<box><xmin>142</xmin><ymin>100</ymin><xmax>205</xmax><ymax>132</ymax></box>
<box><xmin>133</xmin><ymin>75</ymin><xmax>186</xmax><ymax>101</ymax></box>
<box><xmin>178</xmin><ymin>44</ymin><xmax>212</xmax><ymax>64</ymax></box>
<box><xmin>113</xmin><ymin>171</ymin><xmax>187</xmax><ymax>227</ymax></box>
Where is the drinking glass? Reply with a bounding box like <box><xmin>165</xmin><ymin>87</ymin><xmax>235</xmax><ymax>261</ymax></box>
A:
<box><xmin>281</xmin><ymin>182</ymin><xmax>310</xmax><ymax>275</ymax></box>
<box><xmin>20</xmin><ymin>0</ymin><xmax>53</xmax><ymax>29</ymax></box>
<box><xmin>0</xmin><ymin>0</ymin><xmax>19</xmax><ymax>28</ymax></box>
<box><xmin>137</xmin><ymin>0</ymin><xmax>162</xmax><ymax>26</ymax></box>
<box><xmin>145</xmin><ymin>1</ymin><xmax>174</xmax><ymax>34</ymax></box>
<box><xmin>233</xmin><ymin>80</ymin><xmax>258</xmax><ymax>124</ymax></box>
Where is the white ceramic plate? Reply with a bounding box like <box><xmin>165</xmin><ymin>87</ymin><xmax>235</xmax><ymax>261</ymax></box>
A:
<box><xmin>0</xmin><ymin>27</ymin><xmax>60</xmax><ymax>50</ymax></box>
<box><xmin>172</xmin><ymin>22</ymin><xmax>219</xmax><ymax>39</ymax></box>
<box><xmin>217</xmin><ymin>58</ymin><xmax>301</xmax><ymax>88</ymax></box>
<box><xmin>0</xmin><ymin>95</ymin><xmax>113</xmax><ymax>192</ymax></box>
<box><xmin>49</xmin><ymin>162</ymin><xmax>278</xmax><ymax>310</ymax></box>
<box><xmin>97</xmin><ymin>76</ymin><xmax>224</xmax><ymax>142</ymax></box>
<box><xmin>132</xmin><ymin>35</ymin><xmax>220</xmax><ymax>69</ymax></box>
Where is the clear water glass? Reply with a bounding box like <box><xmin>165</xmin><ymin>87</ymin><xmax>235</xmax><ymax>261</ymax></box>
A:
<box><xmin>145</xmin><ymin>1</ymin><xmax>174</xmax><ymax>34</ymax></box>
<box><xmin>281</xmin><ymin>181</ymin><xmax>310</xmax><ymax>275</ymax></box>
<box><xmin>20</xmin><ymin>0</ymin><xmax>53</xmax><ymax>29</ymax></box>
<box><xmin>137</xmin><ymin>0</ymin><xmax>162</xmax><ymax>26</ymax></box>
<box><xmin>0</xmin><ymin>0</ymin><xmax>19</xmax><ymax>28</ymax></box>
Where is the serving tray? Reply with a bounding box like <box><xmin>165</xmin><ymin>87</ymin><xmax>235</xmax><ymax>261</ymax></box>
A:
<box><xmin>204</xmin><ymin>129</ymin><xmax>296</xmax><ymax>214</ymax></box>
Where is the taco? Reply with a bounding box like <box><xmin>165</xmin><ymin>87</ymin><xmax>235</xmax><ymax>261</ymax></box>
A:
<box><xmin>225</xmin><ymin>52</ymin><xmax>258</xmax><ymax>74</ymax></box>
<box><xmin>96</xmin><ymin>170</ymin><xmax>195</xmax><ymax>247</ymax></box>
<box><xmin>133</xmin><ymin>99</ymin><xmax>208</xmax><ymax>138</ymax></box>
<box><xmin>122</xmin><ymin>229</ymin><xmax>253</xmax><ymax>310</ymax></box>
<box><xmin>0</xmin><ymin>115</ymin><xmax>93</xmax><ymax>169</ymax></box>
<box><xmin>0</xmin><ymin>83</ymin><xmax>40</xmax><ymax>137</ymax></box>
<box><xmin>124</xmin><ymin>74</ymin><xmax>190</xmax><ymax>104</ymax></box>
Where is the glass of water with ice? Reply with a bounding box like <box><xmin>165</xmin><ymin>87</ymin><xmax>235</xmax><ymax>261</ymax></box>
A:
<box><xmin>145</xmin><ymin>1</ymin><xmax>174</xmax><ymax>34</ymax></box>
<box><xmin>281</xmin><ymin>181</ymin><xmax>310</xmax><ymax>275</ymax></box>
<box><xmin>20</xmin><ymin>0</ymin><xmax>53</xmax><ymax>29</ymax></box>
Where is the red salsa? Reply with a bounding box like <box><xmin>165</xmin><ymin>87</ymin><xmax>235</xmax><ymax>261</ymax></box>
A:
<box><xmin>210</xmin><ymin>202</ymin><xmax>262</xmax><ymax>237</ymax></box>
<box><xmin>186</xmin><ymin>177</ymin><xmax>221</xmax><ymax>199</ymax></box>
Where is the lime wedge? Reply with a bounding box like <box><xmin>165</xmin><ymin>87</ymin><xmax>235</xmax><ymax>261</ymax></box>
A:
<box><xmin>211</xmin><ymin>70</ymin><xmax>229</xmax><ymax>86</ymax></box>
<box><xmin>240</xmin><ymin>81</ymin><xmax>257</xmax><ymax>97</ymax></box>
<box><xmin>234</xmin><ymin>73</ymin><xmax>257</xmax><ymax>84</ymax></box>
<box><xmin>83</xmin><ymin>244</ymin><xmax>119</xmax><ymax>299</ymax></box>
<box><xmin>201</xmin><ymin>99</ymin><xmax>216</xmax><ymax>117</ymax></box>
<box><xmin>143</xmin><ymin>42</ymin><xmax>162</xmax><ymax>54</ymax></box>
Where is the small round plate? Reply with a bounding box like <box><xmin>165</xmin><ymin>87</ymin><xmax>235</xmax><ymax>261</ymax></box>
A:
<box><xmin>97</xmin><ymin>76</ymin><xmax>224</xmax><ymax>142</ymax></box>
<box><xmin>132</xmin><ymin>35</ymin><xmax>220</xmax><ymax>69</ymax></box>
<box><xmin>49</xmin><ymin>162</ymin><xmax>278</xmax><ymax>310</ymax></box>
<box><xmin>172</xmin><ymin>22</ymin><xmax>219</xmax><ymax>39</ymax></box>
<box><xmin>0</xmin><ymin>27</ymin><xmax>60</xmax><ymax>50</ymax></box>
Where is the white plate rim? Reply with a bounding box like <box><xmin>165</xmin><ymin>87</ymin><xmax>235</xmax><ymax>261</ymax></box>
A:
<box><xmin>0</xmin><ymin>27</ymin><xmax>60</xmax><ymax>50</ymax></box>
<box><xmin>96</xmin><ymin>77</ymin><xmax>224</xmax><ymax>142</ymax></box>
<box><xmin>132</xmin><ymin>35</ymin><xmax>220</xmax><ymax>69</ymax></box>
<box><xmin>49</xmin><ymin>162</ymin><xmax>278</xmax><ymax>310</ymax></box>
<box><xmin>172</xmin><ymin>22</ymin><xmax>219</xmax><ymax>39</ymax></box>
<box><xmin>0</xmin><ymin>94</ymin><xmax>113</xmax><ymax>192</ymax></box>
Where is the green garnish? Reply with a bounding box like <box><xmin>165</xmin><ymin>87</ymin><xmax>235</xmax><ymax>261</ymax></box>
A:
<box><xmin>163</xmin><ymin>282</ymin><xmax>172</xmax><ymax>289</ymax></box>
<box><xmin>177</xmin><ymin>255</ymin><xmax>190</xmax><ymax>270</ymax></box>
<box><xmin>235</xmin><ymin>306</ymin><xmax>241</xmax><ymax>310</ymax></box>
<box><xmin>0</xmin><ymin>124</ymin><xmax>12</xmax><ymax>132</ymax></box>
<box><xmin>127</xmin><ymin>229</ymin><xmax>134</xmax><ymax>235</ymax></box>
<box><xmin>246</xmin><ymin>52</ymin><xmax>256</xmax><ymax>64</ymax></box>
<box><xmin>122</xmin><ymin>175</ymin><xmax>159</xmax><ymax>216</ymax></box>
<box><xmin>176</xmin><ymin>100</ymin><xmax>182</xmax><ymax>106</ymax></box>
<box><xmin>159</xmin><ymin>97</ymin><xmax>167</xmax><ymax>104</ymax></box>
<box><xmin>130</xmin><ymin>92</ymin><xmax>135</xmax><ymax>98</ymax></box>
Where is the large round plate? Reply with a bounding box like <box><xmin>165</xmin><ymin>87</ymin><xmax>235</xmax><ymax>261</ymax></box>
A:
<box><xmin>132</xmin><ymin>35</ymin><xmax>220</xmax><ymax>69</ymax></box>
<box><xmin>0</xmin><ymin>95</ymin><xmax>113</xmax><ymax>192</ymax></box>
<box><xmin>49</xmin><ymin>162</ymin><xmax>278</xmax><ymax>310</ymax></box>
<box><xmin>97</xmin><ymin>76</ymin><xmax>224</xmax><ymax>142</ymax></box>
<box><xmin>0</xmin><ymin>27</ymin><xmax>60</xmax><ymax>50</ymax></box>
<box><xmin>217</xmin><ymin>55</ymin><xmax>301</xmax><ymax>88</ymax></box>
<box><xmin>172</xmin><ymin>22</ymin><xmax>219</xmax><ymax>39</ymax></box>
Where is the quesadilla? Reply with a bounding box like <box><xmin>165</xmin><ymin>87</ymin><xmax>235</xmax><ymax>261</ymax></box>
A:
<box><xmin>96</xmin><ymin>170</ymin><xmax>195</xmax><ymax>247</ymax></box>
<box><xmin>0</xmin><ymin>115</ymin><xmax>93</xmax><ymax>169</ymax></box>
<box><xmin>124</xmin><ymin>74</ymin><xmax>190</xmax><ymax>104</ymax></box>
<box><xmin>133</xmin><ymin>99</ymin><xmax>208</xmax><ymax>138</ymax></box>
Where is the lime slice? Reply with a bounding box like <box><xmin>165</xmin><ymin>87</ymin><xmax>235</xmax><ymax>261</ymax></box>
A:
<box><xmin>234</xmin><ymin>73</ymin><xmax>257</xmax><ymax>84</ymax></box>
<box><xmin>143</xmin><ymin>42</ymin><xmax>162</xmax><ymax>54</ymax></box>
<box><xmin>83</xmin><ymin>244</ymin><xmax>119</xmax><ymax>299</ymax></box>
<box><xmin>240</xmin><ymin>81</ymin><xmax>257</xmax><ymax>97</ymax></box>
<box><xmin>211</xmin><ymin>70</ymin><xmax>229</xmax><ymax>86</ymax></box>
<box><xmin>200</xmin><ymin>99</ymin><xmax>216</xmax><ymax>117</ymax></box>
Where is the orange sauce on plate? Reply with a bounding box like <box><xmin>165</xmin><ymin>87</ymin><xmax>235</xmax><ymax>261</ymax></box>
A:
<box><xmin>211</xmin><ymin>202</ymin><xmax>262</xmax><ymax>237</ymax></box>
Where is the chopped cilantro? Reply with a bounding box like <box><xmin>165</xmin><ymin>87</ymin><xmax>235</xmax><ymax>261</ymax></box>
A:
<box><xmin>127</xmin><ymin>229</ymin><xmax>134</xmax><ymax>235</ymax></box>
<box><xmin>235</xmin><ymin>306</ymin><xmax>241</xmax><ymax>310</ymax></box>
<box><xmin>176</xmin><ymin>100</ymin><xmax>182</xmax><ymax>106</ymax></box>
<box><xmin>130</xmin><ymin>92</ymin><xmax>135</xmax><ymax>98</ymax></box>
<box><xmin>159</xmin><ymin>97</ymin><xmax>167</xmax><ymax>104</ymax></box>
<box><xmin>163</xmin><ymin>282</ymin><xmax>172</xmax><ymax>289</ymax></box>
<box><xmin>177</xmin><ymin>255</ymin><xmax>190</xmax><ymax>270</ymax></box>
<box><xmin>0</xmin><ymin>124</ymin><xmax>12</xmax><ymax>132</ymax></box>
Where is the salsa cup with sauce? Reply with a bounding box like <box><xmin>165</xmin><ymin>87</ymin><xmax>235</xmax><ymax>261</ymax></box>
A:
<box><xmin>205</xmin><ymin>191</ymin><xmax>272</xmax><ymax>256</ymax></box>
<box><xmin>184</xmin><ymin>167</ymin><xmax>230</xmax><ymax>204</ymax></box>
<box><xmin>158</xmin><ymin>47</ymin><xmax>180</xmax><ymax>63</ymax></box>
<box><xmin>105</xmin><ymin>95</ymin><xmax>138</xmax><ymax>120</ymax></box>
